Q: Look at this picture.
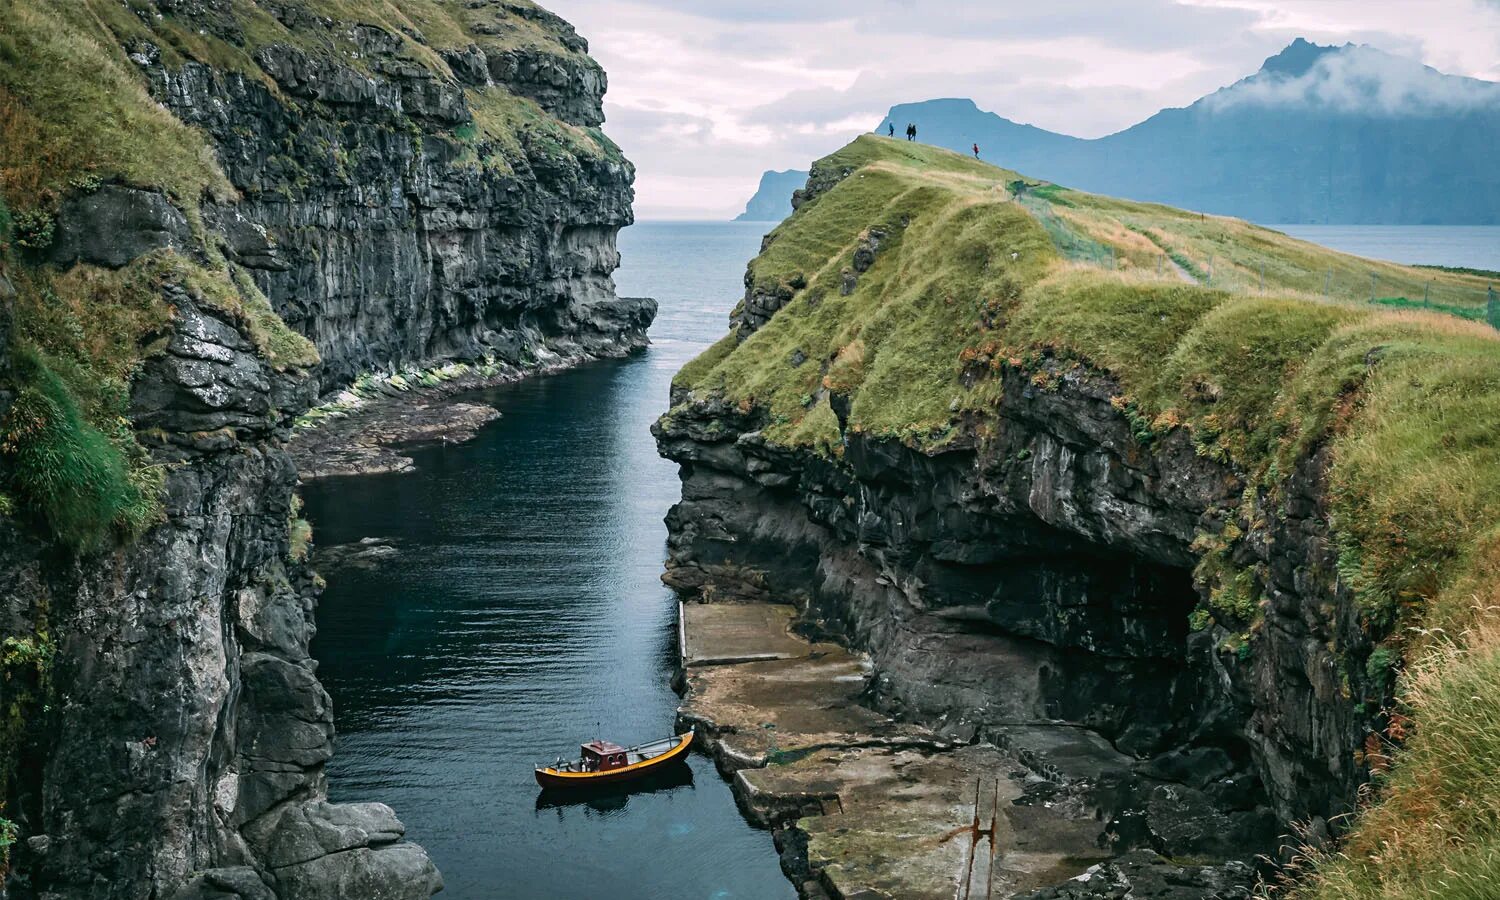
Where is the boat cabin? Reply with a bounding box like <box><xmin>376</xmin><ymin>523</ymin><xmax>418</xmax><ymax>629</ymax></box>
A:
<box><xmin>580</xmin><ymin>740</ymin><xmax>629</xmax><ymax>772</ymax></box>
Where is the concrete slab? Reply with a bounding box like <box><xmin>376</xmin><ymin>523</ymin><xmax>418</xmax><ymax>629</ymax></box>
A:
<box><xmin>739</xmin><ymin>745</ymin><xmax>1108</xmax><ymax>900</ymax></box>
<box><xmin>677</xmin><ymin>602</ymin><xmax>1112</xmax><ymax>899</ymax></box>
<box><xmin>680</xmin><ymin>602</ymin><xmax>811</xmax><ymax>667</ymax></box>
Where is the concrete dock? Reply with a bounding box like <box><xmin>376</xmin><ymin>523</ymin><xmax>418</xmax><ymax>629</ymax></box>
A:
<box><xmin>675</xmin><ymin>601</ymin><xmax>1109</xmax><ymax>900</ymax></box>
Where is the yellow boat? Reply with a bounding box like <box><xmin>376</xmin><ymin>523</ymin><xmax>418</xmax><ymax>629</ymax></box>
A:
<box><xmin>534</xmin><ymin>729</ymin><xmax>695</xmax><ymax>789</ymax></box>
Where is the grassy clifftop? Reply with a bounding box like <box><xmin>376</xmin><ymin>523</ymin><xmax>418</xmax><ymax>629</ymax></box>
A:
<box><xmin>673</xmin><ymin>134</ymin><xmax>1500</xmax><ymax>898</ymax></box>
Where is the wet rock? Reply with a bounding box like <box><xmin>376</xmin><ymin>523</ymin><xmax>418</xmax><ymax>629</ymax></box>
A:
<box><xmin>315</xmin><ymin>537</ymin><xmax>401</xmax><ymax>570</ymax></box>
<box><xmin>1015</xmin><ymin>850</ymin><xmax>1255</xmax><ymax>899</ymax></box>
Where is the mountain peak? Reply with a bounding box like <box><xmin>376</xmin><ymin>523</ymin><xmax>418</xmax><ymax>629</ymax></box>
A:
<box><xmin>1258</xmin><ymin>38</ymin><xmax>1343</xmax><ymax>78</ymax></box>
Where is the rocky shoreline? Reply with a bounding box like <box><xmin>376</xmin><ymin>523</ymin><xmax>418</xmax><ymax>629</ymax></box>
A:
<box><xmin>289</xmin><ymin>335</ymin><xmax>653</xmax><ymax>480</ymax></box>
<box><xmin>674</xmin><ymin>598</ymin><xmax>1259</xmax><ymax>900</ymax></box>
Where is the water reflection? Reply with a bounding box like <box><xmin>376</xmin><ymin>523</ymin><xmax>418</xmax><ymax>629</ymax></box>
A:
<box><xmin>534</xmin><ymin>764</ymin><xmax>696</xmax><ymax>814</ymax></box>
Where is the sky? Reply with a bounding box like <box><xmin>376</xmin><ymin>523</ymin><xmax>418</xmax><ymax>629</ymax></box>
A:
<box><xmin>544</xmin><ymin>1</ymin><xmax>1500</xmax><ymax>220</ymax></box>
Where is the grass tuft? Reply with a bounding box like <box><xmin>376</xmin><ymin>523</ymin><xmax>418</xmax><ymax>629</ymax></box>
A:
<box><xmin>0</xmin><ymin>348</ymin><xmax>159</xmax><ymax>547</ymax></box>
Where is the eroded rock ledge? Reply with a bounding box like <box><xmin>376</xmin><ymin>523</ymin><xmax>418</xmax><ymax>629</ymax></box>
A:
<box><xmin>656</xmin><ymin>361</ymin><xmax>1373</xmax><ymax>897</ymax></box>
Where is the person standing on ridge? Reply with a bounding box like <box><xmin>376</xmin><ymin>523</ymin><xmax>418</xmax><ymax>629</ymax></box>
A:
<box><xmin>973</xmin><ymin>142</ymin><xmax>980</xmax><ymax>159</ymax></box>
<box><xmin>905</xmin><ymin>123</ymin><xmax>913</xmax><ymax>141</ymax></box>
<box><xmin>888</xmin><ymin>122</ymin><xmax>895</xmax><ymax>137</ymax></box>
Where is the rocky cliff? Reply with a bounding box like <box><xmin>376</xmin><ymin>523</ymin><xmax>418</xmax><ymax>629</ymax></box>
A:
<box><xmin>658</xmin><ymin>137</ymin><xmax>1500</xmax><ymax>896</ymax></box>
<box><xmin>0</xmin><ymin>2</ymin><xmax>649</xmax><ymax>898</ymax></box>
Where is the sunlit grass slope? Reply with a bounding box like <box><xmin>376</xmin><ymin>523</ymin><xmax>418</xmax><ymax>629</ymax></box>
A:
<box><xmin>672</xmin><ymin>134</ymin><xmax>1500</xmax><ymax>897</ymax></box>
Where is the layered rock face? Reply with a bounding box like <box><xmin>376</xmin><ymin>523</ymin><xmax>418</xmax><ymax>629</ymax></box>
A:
<box><xmin>0</xmin><ymin>2</ymin><xmax>647</xmax><ymax>898</ymax></box>
<box><xmin>138</xmin><ymin>10</ymin><xmax>651</xmax><ymax>387</ymax></box>
<box><xmin>2</xmin><ymin>299</ymin><xmax>438</xmax><ymax>900</ymax></box>
<box><xmin>656</xmin><ymin>359</ymin><xmax>1368</xmax><ymax>875</ymax></box>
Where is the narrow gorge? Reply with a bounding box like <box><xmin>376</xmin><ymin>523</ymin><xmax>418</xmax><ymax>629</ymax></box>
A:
<box><xmin>0</xmin><ymin>2</ymin><xmax>648</xmax><ymax>897</ymax></box>
<box><xmin>657</xmin><ymin>138</ymin><xmax>1500</xmax><ymax>898</ymax></box>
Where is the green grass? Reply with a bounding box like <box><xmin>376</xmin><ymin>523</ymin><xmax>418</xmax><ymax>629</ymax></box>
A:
<box><xmin>1416</xmin><ymin>264</ymin><xmax>1500</xmax><ymax>280</ymax></box>
<box><xmin>1370</xmin><ymin>295</ymin><xmax>1484</xmax><ymax>321</ymax></box>
<box><xmin>1028</xmin><ymin>189</ymin><xmax>1497</xmax><ymax>315</ymax></box>
<box><xmin>0</xmin><ymin>347</ymin><xmax>159</xmax><ymax>547</ymax></box>
<box><xmin>0</xmin><ymin>0</ymin><xmax>234</xmax><ymax>217</ymax></box>
<box><xmin>671</xmin><ymin>135</ymin><xmax>1500</xmax><ymax>897</ymax></box>
<box><xmin>685</xmin><ymin>137</ymin><xmax>1051</xmax><ymax>448</ymax></box>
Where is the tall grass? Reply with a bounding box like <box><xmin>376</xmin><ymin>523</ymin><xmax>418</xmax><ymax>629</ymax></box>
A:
<box><xmin>1292</xmin><ymin>579</ymin><xmax>1500</xmax><ymax>898</ymax></box>
<box><xmin>0</xmin><ymin>348</ymin><xmax>158</xmax><ymax>547</ymax></box>
<box><xmin>0</xmin><ymin>0</ymin><xmax>233</xmax><ymax>214</ymax></box>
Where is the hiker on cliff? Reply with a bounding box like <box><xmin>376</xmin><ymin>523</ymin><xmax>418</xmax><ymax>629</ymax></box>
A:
<box><xmin>973</xmin><ymin>142</ymin><xmax>980</xmax><ymax>159</ymax></box>
<box><xmin>907</xmin><ymin>123</ymin><xmax>917</xmax><ymax>141</ymax></box>
<box><xmin>888</xmin><ymin>122</ymin><xmax>895</xmax><ymax>137</ymax></box>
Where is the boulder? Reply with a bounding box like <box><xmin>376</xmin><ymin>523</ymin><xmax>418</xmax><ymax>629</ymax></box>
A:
<box><xmin>48</xmin><ymin>185</ymin><xmax>191</xmax><ymax>269</ymax></box>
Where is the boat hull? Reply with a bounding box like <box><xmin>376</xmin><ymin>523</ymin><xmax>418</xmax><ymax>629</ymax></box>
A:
<box><xmin>534</xmin><ymin>731</ymin><xmax>694</xmax><ymax>789</ymax></box>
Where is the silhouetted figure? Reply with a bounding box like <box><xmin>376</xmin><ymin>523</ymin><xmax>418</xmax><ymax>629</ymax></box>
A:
<box><xmin>907</xmin><ymin>123</ymin><xmax>917</xmax><ymax>142</ymax></box>
<box><xmin>973</xmin><ymin>142</ymin><xmax>980</xmax><ymax>159</ymax></box>
<box><xmin>888</xmin><ymin>122</ymin><xmax>895</xmax><ymax>137</ymax></box>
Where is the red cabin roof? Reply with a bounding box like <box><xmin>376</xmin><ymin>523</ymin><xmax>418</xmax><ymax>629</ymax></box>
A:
<box><xmin>581</xmin><ymin>740</ymin><xmax>625</xmax><ymax>757</ymax></box>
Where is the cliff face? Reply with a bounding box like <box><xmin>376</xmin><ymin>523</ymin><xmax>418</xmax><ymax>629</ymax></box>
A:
<box><xmin>0</xmin><ymin>2</ymin><xmax>648</xmax><ymax>898</ymax></box>
<box><xmin>657</xmin><ymin>136</ymin><xmax>1500</xmax><ymax>894</ymax></box>
<box><xmin>128</xmin><ymin>5</ymin><xmax>650</xmax><ymax>388</ymax></box>
<box><xmin>657</xmin><ymin>366</ymin><xmax>1361</xmax><ymax>866</ymax></box>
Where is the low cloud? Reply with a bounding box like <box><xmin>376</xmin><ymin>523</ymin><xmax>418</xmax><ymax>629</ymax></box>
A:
<box><xmin>1210</xmin><ymin>44</ymin><xmax>1500</xmax><ymax>113</ymax></box>
<box><xmin>546</xmin><ymin>0</ymin><xmax>1500</xmax><ymax>217</ymax></box>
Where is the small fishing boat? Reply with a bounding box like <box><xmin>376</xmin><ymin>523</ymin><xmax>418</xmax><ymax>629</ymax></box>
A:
<box><xmin>534</xmin><ymin>729</ymin><xmax>694</xmax><ymax>789</ymax></box>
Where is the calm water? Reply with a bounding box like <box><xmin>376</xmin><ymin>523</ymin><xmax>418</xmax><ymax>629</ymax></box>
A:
<box><xmin>1275</xmin><ymin>224</ymin><xmax>1500</xmax><ymax>271</ymax></box>
<box><xmin>304</xmin><ymin>221</ymin><xmax>793</xmax><ymax>900</ymax></box>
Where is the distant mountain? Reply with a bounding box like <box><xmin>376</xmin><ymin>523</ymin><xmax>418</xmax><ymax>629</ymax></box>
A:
<box><xmin>869</xmin><ymin>39</ymin><xmax>1500</xmax><ymax>225</ymax></box>
<box><xmin>735</xmin><ymin>169</ymin><xmax>809</xmax><ymax>221</ymax></box>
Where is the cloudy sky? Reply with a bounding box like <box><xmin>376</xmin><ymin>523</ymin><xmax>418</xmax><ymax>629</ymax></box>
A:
<box><xmin>544</xmin><ymin>1</ymin><xmax>1500</xmax><ymax>220</ymax></box>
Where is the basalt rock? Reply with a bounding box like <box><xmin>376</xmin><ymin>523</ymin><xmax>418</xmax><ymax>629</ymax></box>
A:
<box><xmin>1</xmin><ymin>3</ymin><xmax>644</xmax><ymax>898</ymax></box>
<box><xmin>656</xmin><ymin>360</ymin><xmax>1373</xmax><ymax>893</ymax></box>
<box><xmin>47</xmin><ymin>185</ymin><xmax>193</xmax><ymax>270</ymax></box>
<box><xmin>144</xmin><ymin>38</ymin><xmax>649</xmax><ymax>390</ymax></box>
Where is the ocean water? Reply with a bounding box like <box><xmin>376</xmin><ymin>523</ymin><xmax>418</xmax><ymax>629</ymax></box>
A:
<box><xmin>1275</xmin><ymin>224</ymin><xmax>1500</xmax><ymax>272</ymax></box>
<box><xmin>304</xmin><ymin>222</ymin><xmax>792</xmax><ymax>900</ymax></box>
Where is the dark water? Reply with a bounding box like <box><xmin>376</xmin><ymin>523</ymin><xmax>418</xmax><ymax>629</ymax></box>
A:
<box><xmin>304</xmin><ymin>222</ymin><xmax>794</xmax><ymax>900</ymax></box>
